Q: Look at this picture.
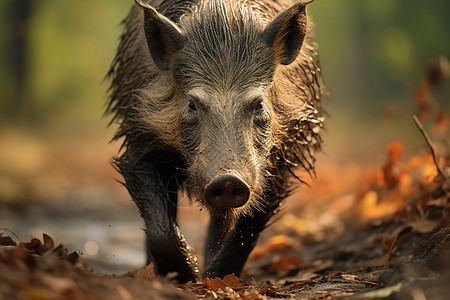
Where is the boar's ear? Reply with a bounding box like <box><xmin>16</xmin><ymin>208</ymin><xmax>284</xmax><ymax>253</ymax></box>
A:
<box><xmin>262</xmin><ymin>0</ymin><xmax>314</xmax><ymax>65</ymax></box>
<box><xmin>135</xmin><ymin>0</ymin><xmax>185</xmax><ymax>71</ymax></box>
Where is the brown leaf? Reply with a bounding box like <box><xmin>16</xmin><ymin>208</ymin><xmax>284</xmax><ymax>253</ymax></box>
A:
<box><xmin>135</xmin><ymin>263</ymin><xmax>156</xmax><ymax>281</ymax></box>
<box><xmin>369</xmin><ymin>252</ymin><xmax>391</xmax><ymax>268</ymax></box>
<box><xmin>415</xmin><ymin>82</ymin><xmax>431</xmax><ymax>121</ymax></box>
<box><xmin>259</xmin><ymin>284</ymin><xmax>278</xmax><ymax>297</ymax></box>
<box><xmin>51</xmin><ymin>243</ymin><xmax>68</xmax><ymax>257</ymax></box>
<box><xmin>249</xmin><ymin>235</ymin><xmax>301</xmax><ymax>259</ymax></box>
<box><xmin>204</xmin><ymin>277</ymin><xmax>227</xmax><ymax>290</ymax></box>
<box><xmin>259</xmin><ymin>283</ymin><xmax>293</xmax><ymax>298</ymax></box>
<box><xmin>65</xmin><ymin>251</ymin><xmax>80</xmax><ymax>264</ymax></box>
<box><xmin>410</xmin><ymin>219</ymin><xmax>440</xmax><ymax>234</ymax></box>
<box><xmin>22</xmin><ymin>234</ymin><xmax>57</xmax><ymax>256</ymax></box>
<box><xmin>369</xmin><ymin>225</ymin><xmax>410</xmax><ymax>267</ymax></box>
<box><xmin>203</xmin><ymin>273</ymin><xmax>245</xmax><ymax>291</ymax></box>
<box><xmin>268</xmin><ymin>255</ymin><xmax>305</xmax><ymax>274</ymax></box>
<box><xmin>43</xmin><ymin>233</ymin><xmax>55</xmax><ymax>250</ymax></box>
<box><xmin>222</xmin><ymin>274</ymin><xmax>245</xmax><ymax>289</ymax></box>
<box><xmin>0</xmin><ymin>235</ymin><xmax>16</xmax><ymax>246</ymax></box>
<box><xmin>290</xmin><ymin>279</ymin><xmax>314</xmax><ymax>288</ymax></box>
<box><xmin>24</xmin><ymin>237</ymin><xmax>44</xmax><ymax>255</ymax></box>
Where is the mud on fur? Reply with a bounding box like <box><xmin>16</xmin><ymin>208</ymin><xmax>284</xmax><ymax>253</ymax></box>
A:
<box><xmin>106</xmin><ymin>0</ymin><xmax>324</xmax><ymax>282</ymax></box>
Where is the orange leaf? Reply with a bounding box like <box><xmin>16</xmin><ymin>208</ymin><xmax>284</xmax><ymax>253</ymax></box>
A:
<box><xmin>204</xmin><ymin>274</ymin><xmax>245</xmax><ymax>290</ymax></box>
<box><xmin>249</xmin><ymin>235</ymin><xmax>300</xmax><ymax>259</ymax></box>
<box><xmin>387</xmin><ymin>142</ymin><xmax>403</xmax><ymax>164</ymax></box>
<box><xmin>222</xmin><ymin>274</ymin><xmax>245</xmax><ymax>289</ymax></box>
<box><xmin>407</xmin><ymin>155</ymin><xmax>427</xmax><ymax>170</ymax></box>
<box><xmin>204</xmin><ymin>277</ymin><xmax>227</xmax><ymax>290</ymax></box>
<box><xmin>359</xmin><ymin>190</ymin><xmax>405</xmax><ymax>220</ymax></box>
<box><xmin>259</xmin><ymin>284</ymin><xmax>279</xmax><ymax>297</ymax></box>
<box><xmin>422</xmin><ymin>163</ymin><xmax>438</xmax><ymax>186</ymax></box>
<box><xmin>379</xmin><ymin>142</ymin><xmax>404</xmax><ymax>189</ymax></box>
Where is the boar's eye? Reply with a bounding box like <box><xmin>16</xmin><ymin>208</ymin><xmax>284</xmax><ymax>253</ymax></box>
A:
<box><xmin>188</xmin><ymin>100</ymin><xmax>197</xmax><ymax>112</ymax></box>
<box><xmin>188</xmin><ymin>97</ymin><xmax>201</xmax><ymax>114</ymax></box>
<box><xmin>255</xmin><ymin>101</ymin><xmax>264</xmax><ymax>111</ymax></box>
<box><xmin>252</xmin><ymin>97</ymin><xmax>268</xmax><ymax>115</ymax></box>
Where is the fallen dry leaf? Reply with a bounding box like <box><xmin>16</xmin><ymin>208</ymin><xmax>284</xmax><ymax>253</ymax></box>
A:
<box><xmin>24</xmin><ymin>233</ymin><xmax>56</xmax><ymax>256</ymax></box>
<box><xmin>268</xmin><ymin>255</ymin><xmax>305</xmax><ymax>274</ymax></box>
<box><xmin>135</xmin><ymin>263</ymin><xmax>156</xmax><ymax>281</ymax></box>
<box><xmin>290</xmin><ymin>279</ymin><xmax>314</xmax><ymax>289</ymax></box>
<box><xmin>358</xmin><ymin>190</ymin><xmax>404</xmax><ymax>220</ymax></box>
<box><xmin>204</xmin><ymin>273</ymin><xmax>245</xmax><ymax>291</ymax></box>
<box><xmin>204</xmin><ymin>276</ymin><xmax>227</xmax><ymax>290</ymax></box>
<box><xmin>0</xmin><ymin>234</ymin><xmax>16</xmax><ymax>246</ymax></box>
<box><xmin>387</xmin><ymin>142</ymin><xmax>404</xmax><ymax>165</ymax></box>
<box><xmin>43</xmin><ymin>233</ymin><xmax>55</xmax><ymax>250</ymax></box>
<box><xmin>222</xmin><ymin>273</ymin><xmax>245</xmax><ymax>289</ymax></box>
<box><xmin>259</xmin><ymin>283</ymin><xmax>278</xmax><ymax>297</ymax></box>
<box><xmin>410</xmin><ymin>219</ymin><xmax>440</xmax><ymax>234</ymax></box>
<box><xmin>369</xmin><ymin>225</ymin><xmax>411</xmax><ymax>267</ymax></box>
<box><xmin>249</xmin><ymin>235</ymin><xmax>301</xmax><ymax>259</ymax></box>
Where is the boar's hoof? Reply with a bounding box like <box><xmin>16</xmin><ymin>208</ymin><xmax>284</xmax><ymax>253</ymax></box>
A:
<box><xmin>204</xmin><ymin>174</ymin><xmax>250</xmax><ymax>208</ymax></box>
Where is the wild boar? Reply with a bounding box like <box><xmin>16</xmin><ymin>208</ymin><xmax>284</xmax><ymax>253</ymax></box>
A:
<box><xmin>107</xmin><ymin>0</ymin><xmax>323</xmax><ymax>282</ymax></box>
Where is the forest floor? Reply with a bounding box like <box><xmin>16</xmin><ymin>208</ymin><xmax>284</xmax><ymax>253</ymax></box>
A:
<box><xmin>0</xmin><ymin>123</ymin><xmax>449</xmax><ymax>299</ymax></box>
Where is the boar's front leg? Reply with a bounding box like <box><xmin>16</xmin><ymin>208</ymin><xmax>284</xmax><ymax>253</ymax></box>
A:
<box><xmin>204</xmin><ymin>209</ymin><xmax>268</xmax><ymax>278</ymax></box>
<box><xmin>117</xmin><ymin>154</ymin><xmax>200</xmax><ymax>283</ymax></box>
<box><xmin>204</xmin><ymin>183</ymin><xmax>288</xmax><ymax>278</ymax></box>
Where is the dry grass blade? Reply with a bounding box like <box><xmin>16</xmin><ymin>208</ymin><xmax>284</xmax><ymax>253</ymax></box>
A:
<box><xmin>413</xmin><ymin>115</ymin><xmax>448</xmax><ymax>181</ymax></box>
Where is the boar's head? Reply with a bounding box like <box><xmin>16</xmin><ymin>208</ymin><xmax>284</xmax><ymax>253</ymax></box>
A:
<box><xmin>134</xmin><ymin>0</ymin><xmax>313</xmax><ymax>220</ymax></box>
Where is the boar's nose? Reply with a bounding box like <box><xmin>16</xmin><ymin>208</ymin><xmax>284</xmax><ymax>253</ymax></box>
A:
<box><xmin>204</xmin><ymin>174</ymin><xmax>250</xmax><ymax>208</ymax></box>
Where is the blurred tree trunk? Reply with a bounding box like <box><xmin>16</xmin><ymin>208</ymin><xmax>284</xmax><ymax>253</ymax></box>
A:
<box><xmin>8</xmin><ymin>0</ymin><xmax>32</xmax><ymax>116</ymax></box>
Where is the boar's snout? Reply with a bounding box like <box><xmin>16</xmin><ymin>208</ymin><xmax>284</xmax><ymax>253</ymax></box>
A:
<box><xmin>204</xmin><ymin>174</ymin><xmax>250</xmax><ymax>208</ymax></box>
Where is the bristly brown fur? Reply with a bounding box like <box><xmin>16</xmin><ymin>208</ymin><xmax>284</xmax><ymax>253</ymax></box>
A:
<box><xmin>106</xmin><ymin>0</ymin><xmax>324</xmax><ymax>282</ymax></box>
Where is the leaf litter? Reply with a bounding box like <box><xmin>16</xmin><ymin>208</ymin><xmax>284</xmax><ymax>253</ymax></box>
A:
<box><xmin>1</xmin><ymin>120</ymin><xmax>449</xmax><ymax>299</ymax></box>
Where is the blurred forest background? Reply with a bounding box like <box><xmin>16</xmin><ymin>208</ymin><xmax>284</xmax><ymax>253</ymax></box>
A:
<box><xmin>0</xmin><ymin>0</ymin><xmax>449</xmax><ymax>273</ymax></box>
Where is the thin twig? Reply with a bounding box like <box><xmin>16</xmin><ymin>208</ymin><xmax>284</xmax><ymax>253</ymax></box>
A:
<box><xmin>413</xmin><ymin>115</ymin><xmax>448</xmax><ymax>180</ymax></box>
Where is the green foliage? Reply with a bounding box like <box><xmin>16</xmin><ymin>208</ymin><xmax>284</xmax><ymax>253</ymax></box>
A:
<box><xmin>0</xmin><ymin>0</ymin><xmax>448</xmax><ymax>132</ymax></box>
<box><xmin>311</xmin><ymin>0</ymin><xmax>449</xmax><ymax>103</ymax></box>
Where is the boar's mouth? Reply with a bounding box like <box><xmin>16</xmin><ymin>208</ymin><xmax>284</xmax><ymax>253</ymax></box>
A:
<box><xmin>204</xmin><ymin>173</ymin><xmax>250</xmax><ymax>209</ymax></box>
